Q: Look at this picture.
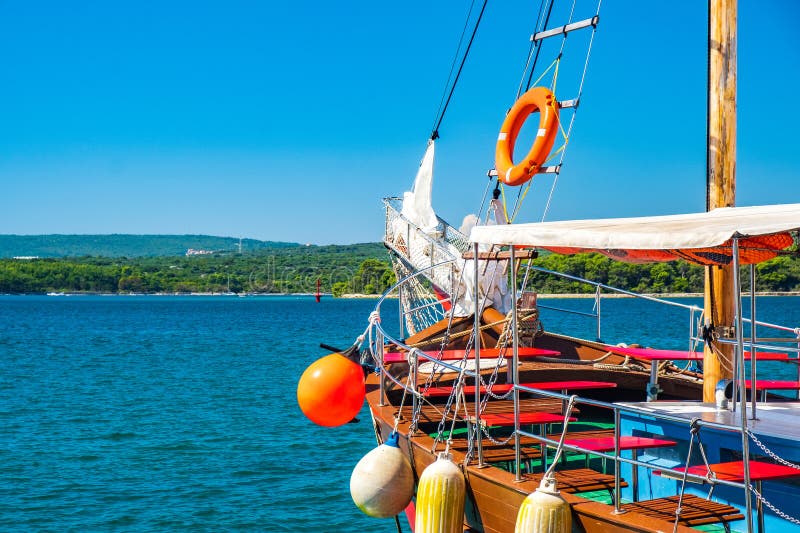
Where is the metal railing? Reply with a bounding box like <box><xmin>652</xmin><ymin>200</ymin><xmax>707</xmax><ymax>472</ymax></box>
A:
<box><xmin>366</xmin><ymin>257</ymin><xmax>800</xmax><ymax>532</ymax></box>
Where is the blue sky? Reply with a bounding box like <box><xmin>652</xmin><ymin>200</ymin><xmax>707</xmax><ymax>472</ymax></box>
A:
<box><xmin>1</xmin><ymin>1</ymin><xmax>798</xmax><ymax>245</ymax></box>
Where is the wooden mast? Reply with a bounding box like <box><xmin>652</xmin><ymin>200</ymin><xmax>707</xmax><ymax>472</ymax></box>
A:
<box><xmin>703</xmin><ymin>0</ymin><xmax>737</xmax><ymax>402</ymax></box>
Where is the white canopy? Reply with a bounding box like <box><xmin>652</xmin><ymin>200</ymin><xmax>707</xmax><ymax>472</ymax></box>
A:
<box><xmin>468</xmin><ymin>204</ymin><xmax>800</xmax><ymax>265</ymax></box>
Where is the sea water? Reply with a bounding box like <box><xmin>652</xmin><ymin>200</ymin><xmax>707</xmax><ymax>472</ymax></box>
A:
<box><xmin>0</xmin><ymin>295</ymin><xmax>798</xmax><ymax>532</ymax></box>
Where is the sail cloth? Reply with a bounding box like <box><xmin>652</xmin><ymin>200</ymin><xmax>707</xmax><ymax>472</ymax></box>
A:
<box><xmin>401</xmin><ymin>140</ymin><xmax>438</xmax><ymax>232</ymax></box>
<box><xmin>458</xmin><ymin>198</ymin><xmax>513</xmax><ymax>315</ymax></box>
<box><xmin>468</xmin><ymin>204</ymin><xmax>800</xmax><ymax>266</ymax></box>
<box><xmin>392</xmin><ymin>141</ymin><xmax>512</xmax><ymax>316</ymax></box>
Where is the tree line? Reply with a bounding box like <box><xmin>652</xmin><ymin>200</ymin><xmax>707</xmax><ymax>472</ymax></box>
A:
<box><xmin>0</xmin><ymin>248</ymin><xmax>396</xmax><ymax>295</ymax></box>
<box><xmin>1</xmin><ymin>249</ymin><xmax>799</xmax><ymax>296</ymax></box>
<box><xmin>0</xmin><ymin>234</ymin><xmax>300</xmax><ymax>258</ymax></box>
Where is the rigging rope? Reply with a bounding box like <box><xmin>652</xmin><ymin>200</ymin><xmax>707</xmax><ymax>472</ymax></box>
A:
<box><xmin>433</xmin><ymin>0</ymin><xmax>478</xmax><ymax>125</ymax></box>
<box><xmin>540</xmin><ymin>0</ymin><xmax>602</xmax><ymax>223</ymax></box>
<box><xmin>542</xmin><ymin>395</ymin><xmax>577</xmax><ymax>479</ymax></box>
<box><xmin>430</xmin><ymin>0</ymin><xmax>489</xmax><ymax>140</ymax></box>
<box><xmin>520</xmin><ymin>0</ymin><xmax>556</xmax><ymax>95</ymax></box>
<box><xmin>671</xmin><ymin>419</ymin><xmax>704</xmax><ymax>533</ymax></box>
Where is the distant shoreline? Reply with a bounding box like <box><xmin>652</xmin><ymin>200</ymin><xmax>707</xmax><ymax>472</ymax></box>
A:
<box><xmin>3</xmin><ymin>291</ymin><xmax>800</xmax><ymax>299</ymax></box>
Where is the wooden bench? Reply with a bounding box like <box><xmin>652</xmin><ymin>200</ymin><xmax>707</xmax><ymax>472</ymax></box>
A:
<box><xmin>383</xmin><ymin>346</ymin><xmax>560</xmax><ymax>364</ymax></box>
<box><xmin>744</xmin><ymin>379</ymin><xmax>800</xmax><ymax>401</ymax></box>
<box><xmin>602</xmin><ymin>345</ymin><xmax>790</xmax><ymax>400</ymax></box>
<box><xmin>422</xmin><ymin>380</ymin><xmax>617</xmax><ymax>398</ymax></box>
<box><xmin>397</xmin><ymin>398</ymin><xmax>570</xmax><ymax>427</ymax></box>
<box><xmin>471</xmin><ymin>411</ymin><xmax>577</xmax><ymax>471</ymax></box>
<box><xmin>562</xmin><ymin>436</ymin><xmax>676</xmax><ymax>452</ymax></box>
<box><xmin>602</xmin><ymin>345</ymin><xmax>789</xmax><ymax>361</ymax></box>
<box><xmin>472</xmin><ymin>411</ymin><xmax>575</xmax><ymax>427</ymax></box>
<box><xmin>620</xmin><ymin>494</ymin><xmax>744</xmax><ymax>528</ymax></box>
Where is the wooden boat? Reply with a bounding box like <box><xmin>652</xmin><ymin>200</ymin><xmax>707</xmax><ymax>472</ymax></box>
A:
<box><xmin>365</xmin><ymin>202</ymin><xmax>800</xmax><ymax>532</ymax></box>
<box><xmin>300</xmin><ymin>1</ymin><xmax>800</xmax><ymax>532</ymax></box>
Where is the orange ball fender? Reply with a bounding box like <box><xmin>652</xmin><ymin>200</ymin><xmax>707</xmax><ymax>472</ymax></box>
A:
<box><xmin>297</xmin><ymin>352</ymin><xmax>366</xmax><ymax>427</ymax></box>
<box><xmin>495</xmin><ymin>86</ymin><xmax>559</xmax><ymax>186</ymax></box>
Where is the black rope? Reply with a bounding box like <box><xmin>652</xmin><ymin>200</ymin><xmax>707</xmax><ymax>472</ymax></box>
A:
<box><xmin>431</xmin><ymin>0</ymin><xmax>478</xmax><ymax>139</ymax></box>
<box><xmin>523</xmin><ymin>0</ymin><xmax>556</xmax><ymax>92</ymax></box>
<box><xmin>430</xmin><ymin>0</ymin><xmax>489</xmax><ymax>141</ymax></box>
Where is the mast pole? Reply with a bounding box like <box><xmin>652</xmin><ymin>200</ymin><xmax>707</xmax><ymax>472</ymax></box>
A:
<box><xmin>703</xmin><ymin>0</ymin><xmax>737</xmax><ymax>403</ymax></box>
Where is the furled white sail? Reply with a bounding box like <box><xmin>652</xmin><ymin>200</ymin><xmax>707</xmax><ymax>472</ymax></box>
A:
<box><xmin>401</xmin><ymin>140</ymin><xmax>438</xmax><ymax>232</ymax></box>
<box><xmin>457</xmin><ymin>199</ymin><xmax>512</xmax><ymax>316</ymax></box>
<box><xmin>387</xmin><ymin>141</ymin><xmax>512</xmax><ymax>322</ymax></box>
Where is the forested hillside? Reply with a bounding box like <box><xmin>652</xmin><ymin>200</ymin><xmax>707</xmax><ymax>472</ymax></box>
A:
<box><xmin>0</xmin><ymin>242</ymin><xmax>392</xmax><ymax>294</ymax></box>
<box><xmin>0</xmin><ymin>234</ymin><xmax>300</xmax><ymax>258</ymax></box>
<box><xmin>1</xmin><ymin>241</ymin><xmax>799</xmax><ymax>296</ymax></box>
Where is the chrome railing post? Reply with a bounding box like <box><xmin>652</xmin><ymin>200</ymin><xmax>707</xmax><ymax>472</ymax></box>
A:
<box><xmin>750</xmin><ymin>264</ymin><xmax>757</xmax><ymax>418</ymax></box>
<box><xmin>398</xmin><ymin>284</ymin><xmax>405</xmax><ymax>339</ymax></box>
<box><xmin>613</xmin><ymin>408</ymin><xmax>622</xmax><ymax>513</ymax></box>
<box><xmin>795</xmin><ymin>321</ymin><xmax>800</xmax><ymax>400</ymax></box>
<box><xmin>377</xmin><ymin>328</ymin><xmax>386</xmax><ymax>407</ymax></box>
<box><xmin>473</xmin><ymin>243</ymin><xmax>484</xmax><ymax>467</ymax></box>
<box><xmin>595</xmin><ymin>285</ymin><xmax>602</xmax><ymax>341</ymax></box>
<box><xmin>511</xmin><ymin>246</ymin><xmax>522</xmax><ymax>481</ymax></box>
<box><xmin>733</xmin><ymin>239</ymin><xmax>754</xmax><ymax>533</ymax></box>
<box><xmin>410</xmin><ymin>348</ymin><xmax>418</xmax><ymax>434</ymax></box>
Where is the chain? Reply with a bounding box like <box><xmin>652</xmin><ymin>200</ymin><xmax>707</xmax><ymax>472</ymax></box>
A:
<box><xmin>750</xmin><ymin>484</ymin><xmax>800</xmax><ymax>525</ymax></box>
<box><xmin>398</xmin><ymin>351</ymin><xmax>417</xmax><ymax>432</ymax></box>
<box><xmin>747</xmin><ymin>429</ymin><xmax>800</xmax><ymax>470</ymax></box>
<box><xmin>694</xmin><ymin>422</ymin><xmax>714</xmax><ymax>476</ymax></box>
<box><xmin>432</xmin><ymin>363</ymin><xmax>471</xmax><ymax>448</ymax></box>
<box><xmin>478</xmin><ymin>351</ymin><xmax>510</xmax><ymax>410</ymax></box>
<box><xmin>479</xmin><ymin>425</ymin><xmax>515</xmax><ymax>446</ymax></box>
<box><xmin>443</xmin><ymin>371</ymin><xmax>470</xmax><ymax>454</ymax></box>
<box><xmin>412</xmin><ymin>302</ymin><xmax>469</xmax><ymax>433</ymax></box>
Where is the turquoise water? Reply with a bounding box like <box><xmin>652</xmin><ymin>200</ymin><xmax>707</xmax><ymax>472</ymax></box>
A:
<box><xmin>1</xmin><ymin>294</ymin><xmax>798</xmax><ymax>531</ymax></box>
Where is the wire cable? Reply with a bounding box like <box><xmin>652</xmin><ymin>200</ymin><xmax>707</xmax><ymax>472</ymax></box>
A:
<box><xmin>430</xmin><ymin>0</ymin><xmax>489</xmax><ymax>140</ymax></box>
<box><xmin>432</xmin><ymin>0</ymin><xmax>478</xmax><ymax>136</ymax></box>
<box><xmin>522</xmin><ymin>0</ymin><xmax>556</xmax><ymax>93</ymax></box>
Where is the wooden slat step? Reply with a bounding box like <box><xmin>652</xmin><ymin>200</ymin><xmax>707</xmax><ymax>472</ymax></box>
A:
<box><xmin>447</xmin><ymin>439</ymin><xmax>543</xmax><ymax>463</ymax></box>
<box><xmin>527</xmin><ymin>468</ymin><xmax>628</xmax><ymax>494</ymax></box>
<box><xmin>397</xmin><ymin>398</ymin><xmax>571</xmax><ymax>426</ymax></box>
<box><xmin>620</xmin><ymin>494</ymin><xmax>744</xmax><ymax>526</ymax></box>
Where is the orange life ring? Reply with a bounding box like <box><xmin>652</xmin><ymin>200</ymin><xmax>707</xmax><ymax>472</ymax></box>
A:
<box><xmin>494</xmin><ymin>86</ymin><xmax>559</xmax><ymax>186</ymax></box>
